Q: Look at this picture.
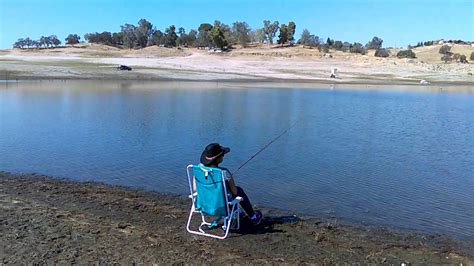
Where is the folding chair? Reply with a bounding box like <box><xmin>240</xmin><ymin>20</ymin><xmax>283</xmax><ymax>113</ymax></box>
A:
<box><xmin>186</xmin><ymin>164</ymin><xmax>242</xmax><ymax>239</ymax></box>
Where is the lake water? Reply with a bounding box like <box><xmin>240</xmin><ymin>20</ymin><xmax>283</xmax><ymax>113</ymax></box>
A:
<box><xmin>1</xmin><ymin>81</ymin><xmax>473</xmax><ymax>240</ymax></box>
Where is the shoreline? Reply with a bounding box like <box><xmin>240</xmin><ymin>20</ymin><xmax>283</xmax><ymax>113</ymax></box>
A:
<box><xmin>1</xmin><ymin>44</ymin><xmax>473</xmax><ymax>93</ymax></box>
<box><xmin>1</xmin><ymin>171</ymin><xmax>473</xmax><ymax>263</ymax></box>
<box><xmin>2</xmin><ymin>78</ymin><xmax>473</xmax><ymax>94</ymax></box>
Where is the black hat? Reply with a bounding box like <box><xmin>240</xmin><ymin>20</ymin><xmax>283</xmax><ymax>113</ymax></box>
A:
<box><xmin>200</xmin><ymin>143</ymin><xmax>230</xmax><ymax>166</ymax></box>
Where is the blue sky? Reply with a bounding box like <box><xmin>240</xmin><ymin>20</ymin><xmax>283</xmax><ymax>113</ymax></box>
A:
<box><xmin>0</xmin><ymin>0</ymin><xmax>473</xmax><ymax>49</ymax></box>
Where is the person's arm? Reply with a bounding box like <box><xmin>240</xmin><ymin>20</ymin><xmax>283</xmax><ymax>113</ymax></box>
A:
<box><xmin>224</xmin><ymin>171</ymin><xmax>238</xmax><ymax>196</ymax></box>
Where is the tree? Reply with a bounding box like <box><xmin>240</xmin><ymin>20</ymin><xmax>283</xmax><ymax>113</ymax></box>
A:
<box><xmin>326</xmin><ymin>38</ymin><xmax>334</xmax><ymax>47</ymax></box>
<box><xmin>366</xmin><ymin>36</ymin><xmax>383</xmax><ymax>49</ymax></box>
<box><xmin>214</xmin><ymin>21</ymin><xmax>233</xmax><ymax>44</ymax></box>
<box><xmin>232</xmin><ymin>21</ymin><xmax>251</xmax><ymax>47</ymax></box>
<box><xmin>32</xmin><ymin>40</ymin><xmax>40</xmax><ymax>48</ymax></box>
<box><xmin>341</xmin><ymin>42</ymin><xmax>351</xmax><ymax>52</ymax></box>
<box><xmin>209</xmin><ymin>26</ymin><xmax>227</xmax><ymax>49</ymax></box>
<box><xmin>253</xmin><ymin>28</ymin><xmax>266</xmax><ymax>43</ymax></box>
<box><xmin>333</xmin><ymin>41</ymin><xmax>343</xmax><ymax>50</ymax></box>
<box><xmin>459</xmin><ymin>55</ymin><xmax>468</xmax><ymax>63</ymax></box>
<box><xmin>13</xmin><ymin>38</ymin><xmax>26</xmax><ymax>48</ymax></box>
<box><xmin>439</xmin><ymin>45</ymin><xmax>451</xmax><ymax>54</ymax></box>
<box><xmin>350</xmin><ymin>42</ymin><xmax>366</xmax><ymax>54</ymax></box>
<box><xmin>49</xmin><ymin>35</ymin><xmax>61</xmax><ymax>46</ymax></box>
<box><xmin>121</xmin><ymin>24</ymin><xmax>138</xmax><ymax>48</ymax></box>
<box><xmin>297</xmin><ymin>29</ymin><xmax>311</xmax><ymax>46</ymax></box>
<box><xmin>176</xmin><ymin>27</ymin><xmax>186</xmax><ymax>46</ymax></box>
<box><xmin>297</xmin><ymin>29</ymin><xmax>320</xmax><ymax>47</ymax></box>
<box><xmin>112</xmin><ymin>32</ymin><xmax>125</xmax><ymax>45</ymax></box>
<box><xmin>149</xmin><ymin>30</ymin><xmax>164</xmax><ymax>46</ymax></box>
<box><xmin>84</xmin><ymin>32</ymin><xmax>114</xmax><ymax>45</ymax></box>
<box><xmin>277</xmin><ymin>24</ymin><xmax>288</xmax><ymax>45</ymax></box>
<box><xmin>374</xmin><ymin>48</ymin><xmax>389</xmax><ymax>57</ymax></box>
<box><xmin>197</xmin><ymin>23</ymin><xmax>213</xmax><ymax>47</ymax></box>
<box><xmin>184</xmin><ymin>29</ymin><xmax>198</xmax><ymax>47</ymax></box>
<box><xmin>470</xmin><ymin>52</ymin><xmax>474</xmax><ymax>61</ymax></box>
<box><xmin>65</xmin><ymin>34</ymin><xmax>81</xmax><ymax>45</ymax></box>
<box><xmin>441</xmin><ymin>54</ymin><xmax>452</xmax><ymax>63</ymax></box>
<box><xmin>397</xmin><ymin>49</ymin><xmax>416</xmax><ymax>58</ymax></box>
<box><xmin>39</xmin><ymin>36</ymin><xmax>50</xmax><ymax>47</ymax></box>
<box><xmin>287</xmin><ymin>21</ymin><xmax>296</xmax><ymax>43</ymax></box>
<box><xmin>263</xmin><ymin>20</ymin><xmax>279</xmax><ymax>44</ymax></box>
<box><xmin>136</xmin><ymin>19</ymin><xmax>153</xmax><ymax>48</ymax></box>
<box><xmin>164</xmin><ymin>25</ymin><xmax>178</xmax><ymax>47</ymax></box>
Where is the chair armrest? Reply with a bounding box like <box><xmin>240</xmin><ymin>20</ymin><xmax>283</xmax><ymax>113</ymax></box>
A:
<box><xmin>229</xmin><ymin>196</ymin><xmax>243</xmax><ymax>205</ymax></box>
<box><xmin>188</xmin><ymin>192</ymin><xmax>197</xmax><ymax>199</ymax></box>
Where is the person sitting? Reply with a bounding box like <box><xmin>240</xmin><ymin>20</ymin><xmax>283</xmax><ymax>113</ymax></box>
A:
<box><xmin>199</xmin><ymin>143</ymin><xmax>263</xmax><ymax>225</ymax></box>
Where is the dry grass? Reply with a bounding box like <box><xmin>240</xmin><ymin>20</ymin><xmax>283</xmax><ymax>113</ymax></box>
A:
<box><xmin>412</xmin><ymin>44</ymin><xmax>474</xmax><ymax>63</ymax></box>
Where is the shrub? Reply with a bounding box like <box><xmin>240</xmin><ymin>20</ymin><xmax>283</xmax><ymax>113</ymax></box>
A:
<box><xmin>470</xmin><ymin>52</ymin><xmax>474</xmax><ymax>61</ymax></box>
<box><xmin>441</xmin><ymin>54</ymin><xmax>453</xmax><ymax>63</ymax></box>
<box><xmin>350</xmin><ymin>42</ymin><xmax>366</xmax><ymax>54</ymax></box>
<box><xmin>374</xmin><ymin>48</ymin><xmax>390</xmax><ymax>58</ymax></box>
<box><xmin>460</xmin><ymin>55</ymin><xmax>468</xmax><ymax>63</ymax></box>
<box><xmin>397</xmin><ymin>49</ymin><xmax>416</xmax><ymax>58</ymax></box>
<box><xmin>439</xmin><ymin>45</ymin><xmax>451</xmax><ymax>54</ymax></box>
<box><xmin>322</xmin><ymin>44</ymin><xmax>330</xmax><ymax>53</ymax></box>
<box><xmin>333</xmin><ymin>41</ymin><xmax>343</xmax><ymax>50</ymax></box>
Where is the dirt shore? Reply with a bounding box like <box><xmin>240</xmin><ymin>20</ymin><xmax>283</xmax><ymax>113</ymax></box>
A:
<box><xmin>1</xmin><ymin>172</ymin><xmax>472</xmax><ymax>264</ymax></box>
<box><xmin>1</xmin><ymin>43</ymin><xmax>473</xmax><ymax>92</ymax></box>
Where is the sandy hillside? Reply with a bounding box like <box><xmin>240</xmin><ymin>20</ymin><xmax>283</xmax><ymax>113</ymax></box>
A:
<box><xmin>0</xmin><ymin>43</ymin><xmax>473</xmax><ymax>89</ymax></box>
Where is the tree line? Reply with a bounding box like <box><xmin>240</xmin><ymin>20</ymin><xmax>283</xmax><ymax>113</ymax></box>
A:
<box><xmin>13</xmin><ymin>18</ymin><xmax>389</xmax><ymax>53</ymax></box>
<box><xmin>79</xmin><ymin>19</ymin><xmax>297</xmax><ymax>49</ymax></box>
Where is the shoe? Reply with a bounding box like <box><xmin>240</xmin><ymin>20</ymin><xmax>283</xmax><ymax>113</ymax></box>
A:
<box><xmin>251</xmin><ymin>211</ymin><xmax>263</xmax><ymax>225</ymax></box>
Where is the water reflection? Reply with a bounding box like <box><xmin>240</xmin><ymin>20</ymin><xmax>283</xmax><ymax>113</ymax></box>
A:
<box><xmin>0</xmin><ymin>80</ymin><xmax>473</xmax><ymax>240</ymax></box>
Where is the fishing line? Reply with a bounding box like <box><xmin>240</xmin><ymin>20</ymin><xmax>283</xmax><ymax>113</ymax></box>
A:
<box><xmin>233</xmin><ymin>119</ymin><xmax>299</xmax><ymax>174</ymax></box>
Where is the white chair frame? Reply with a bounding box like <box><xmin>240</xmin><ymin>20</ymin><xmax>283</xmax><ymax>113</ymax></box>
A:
<box><xmin>186</xmin><ymin>164</ymin><xmax>242</xmax><ymax>239</ymax></box>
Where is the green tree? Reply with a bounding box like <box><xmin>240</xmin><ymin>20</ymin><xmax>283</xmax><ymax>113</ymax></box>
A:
<box><xmin>185</xmin><ymin>29</ymin><xmax>198</xmax><ymax>47</ymax></box>
<box><xmin>350</xmin><ymin>42</ymin><xmax>366</xmax><ymax>54</ymax></box>
<box><xmin>13</xmin><ymin>38</ymin><xmax>25</xmax><ymax>48</ymax></box>
<box><xmin>366</xmin><ymin>36</ymin><xmax>383</xmax><ymax>49</ymax></box>
<box><xmin>287</xmin><ymin>21</ymin><xmax>296</xmax><ymax>43</ymax></box>
<box><xmin>397</xmin><ymin>49</ymin><xmax>416</xmax><ymax>58</ymax></box>
<box><xmin>209</xmin><ymin>26</ymin><xmax>227</xmax><ymax>49</ymax></box>
<box><xmin>176</xmin><ymin>27</ymin><xmax>186</xmax><ymax>46</ymax></box>
<box><xmin>441</xmin><ymin>54</ymin><xmax>452</xmax><ymax>63</ymax></box>
<box><xmin>198</xmin><ymin>23</ymin><xmax>213</xmax><ymax>47</ymax></box>
<box><xmin>277</xmin><ymin>24</ymin><xmax>288</xmax><ymax>45</ymax></box>
<box><xmin>254</xmin><ymin>28</ymin><xmax>266</xmax><ymax>43</ymax></box>
<box><xmin>333</xmin><ymin>41</ymin><xmax>343</xmax><ymax>50</ymax></box>
<box><xmin>214</xmin><ymin>21</ymin><xmax>233</xmax><ymax>44</ymax></box>
<box><xmin>439</xmin><ymin>45</ymin><xmax>451</xmax><ymax>55</ymax></box>
<box><xmin>149</xmin><ymin>30</ymin><xmax>164</xmax><ymax>46</ymax></box>
<box><xmin>263</xmin><ymin>20</ymin><xmax>279</xmax><ymax>44</ymax></box>
<box><xmin>298</xmin><ymin>29</ymin><xmax>311</xmax><ymax>45</ymax></box>
<box><xmin>65</xmin><ymin>34</ymin><xmax>81</xmax><ymax>45</ymax></box>
<box><xmin>136</xmin><ymin>19</ymin><xmax>153</xmax><ymax>48</ymax></box>
<box><xmin>121</xmin><ymin>24</ymin><xmax>138</xmax><ymax>48</ymax></box>
<box><xmin>112</xmin><ymin>32</ymin><xmax>125</xmax><ymax>45</ymax></box>
<box><xmin>297</xmin><ymin>29</ymin><xmax>320</xmax><ymax>47</ymax></box>
<box><xmin>50</xmin><ymin>35</ymin><xmax>61</xmax><ymax>47</ymax></box>
<box><xmin>374</xmin><ymin>48</ymin><xmax>389</xmax><ymax>57</ymax></box>
<box><xmin>232</xmin><ymin>21</ymin><xmax>251</xmax><ymax>47</ymax></box>
<box><xmin>164</xmin><ymin>25</ymin><xmax>178</xmax><ymax>47</ymax></box>
<box><xmin>326</xmin><ymin>38</ymin><xmax>334</xmax><ymax>47</ymax></box>
<box><xmin>341</xmin><ymin>42</ymin><xmax>351</xmax><ymax>52</ymax></box>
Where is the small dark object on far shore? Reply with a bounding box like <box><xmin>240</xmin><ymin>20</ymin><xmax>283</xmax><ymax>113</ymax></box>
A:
<box><xmin>117</xmin><ymin>65</ymin><xmax>132</xmax><ymax>71</ymax></box>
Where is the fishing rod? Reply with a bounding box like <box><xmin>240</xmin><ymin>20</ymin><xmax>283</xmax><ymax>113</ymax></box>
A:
<box><xmin>233</xmin><ymin>120</ymin><xmax>298</xmax><ymax>174</ymax></box>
